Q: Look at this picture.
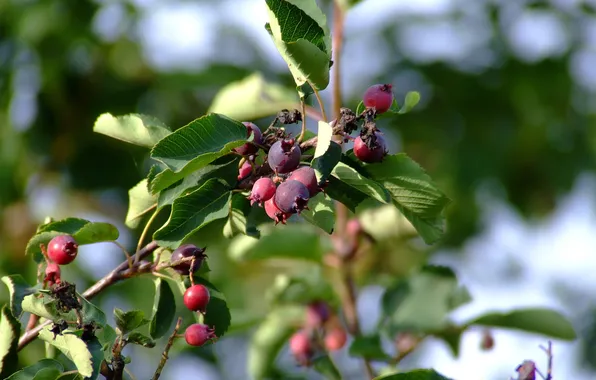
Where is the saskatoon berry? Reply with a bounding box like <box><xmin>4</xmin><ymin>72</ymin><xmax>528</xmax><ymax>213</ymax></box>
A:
<box><xmin>305</xmin><ymin>301</ymin><xmax>331</xmax><ymax>328</ymax></box>
<box><xmin>237</xmin><ymin>160</ymin><xmax>252</xmax><ymax>180</ymax></box>
<box><xmin>346</xmin><ymin>218</ymin><xmax>362</xmax><ymax>237</ymax></box>
<box><xmin>47</xmin><ymin>235</ymin><xmax>78</xmax><ymax>265</ymax></box>
<box><xmin>184</xmin><ymin>323</ymin><xmax>216</xmax><ymax>347</ymax></box>
<box><xmin>248</xmin><ymin>177</ymin><xmax>276</xmax><ymax>206</ymax></box>
<box><xmin>363</xmin><ymin>84</ymin><xmax>394</xmax><ymax>114</ymax></box>
<box><xmin>288</xmin><ymin>167</ymin><xmax>319</xmax><ymax>197</ymax></box>
<box><xmin>170</xmin><ymin>244</ymin><xmax>206</xmax><ymax>275</ymax></box>
<box><xmin>324</xmin><ymin>327</ymin><xmax>347</xmax><ymax>351</ymax></box>
<box><xmin>274</xmin><ymin>180</ymin><xmax>309</xmax><ymax>214</ymax></box>
<box><xmin>289</xmin><ymin>330</ymin><xmax>313</xmax><ymax>364</ymax></box>
<box><xmin>264</xmin><ymin>197</ymin><xmax>289</xmax><ymax>225</ymax></box>
<box><xmin>183</xmin><ymin>284</ymin><xmax>210</xmax><ymax>313</ymax></box>
<box><xmin>267</xmin><ymin>139</ymin><xmax>301</xmax><ymax>174</ymax></box>
<box><xmin>353</xmin><ymin>133</ymin><xmax>387</xmax><ymax>163</ymax></box>
<box><xmin>234</xmin><ymin>122</ymin><xmax>262</xmax><ymax>156</ymax></box>
<box><xmin>44</xmin><ymin>263</ymin><xmax>61</xmax><ymax>285</ymax></box>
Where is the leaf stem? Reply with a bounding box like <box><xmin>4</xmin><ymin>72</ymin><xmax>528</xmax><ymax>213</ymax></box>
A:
<box><xmin>312</xmin><ymin>87</ymin><xmax>328</xmax><ymax>122</ymax></box>
<box><xmin>137</xmin><ymin>209</ymin><xmax>159</xmax><ymax>253</ymax></box>
<box><xmin>297</xmin><ymin>98</ymin><xmax>308</xmax><ymax>142</ymax></box>
<box><xmin>112</xmin><ymin>241</ymin><xmax>133</xmax><ymax>269</ymax></box>
<box><xmin>152</xmin><ymin>317</ymin><xmax>183</xmax><ymax>380</ymax></box>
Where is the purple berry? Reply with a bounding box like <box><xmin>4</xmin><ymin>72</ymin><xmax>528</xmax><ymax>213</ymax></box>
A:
<box><xmin>184</xmin><ymin>323</ymin><xmax>216</xmax><ymax>347</ymax></box>
<box><xmin>305</xmin><ymin>301</ymin><xmax>331</xmax><ymax>328</ymax></box>
<box><xmin>47</xmin><ymin>235</ymin><xmax>78</xmax><ymax>265</ymax></box>
<box><xmin>264</xmin><ymin>197</ymin><xmax>289</xmax><ymax>225</ymax></box>
<box><xmin>248</xmin><ymin>177</ymin><xmax>276</xmax><ymax>206</ymax></box>
<box><xmin>183</xmin><ymin>284</ymin><xmax>210</xmax><ymax>313</ymax></box>
<box><xmin>170</xmin><ymin>244</ymin><xmax>206</xmax><ymax>275</ymax></box>
<box><xmin>235</xmin><ymin>122</ymin><xmax>262</xmax><ymax>155</ymax></box>
<box><xmin>363</xmin><ymin>84</ymin><xmax>394</xmax><ymax>114</ymax></box>
<box><xmin>238</xmin><ymin>160</ymin><xmax>252</xmax><ymax>180</ymax></box>
<box><xmin>274</xmin><ymin>180</ymin><xmax>309</xmax><ymax>214</ymax></box>
<box><xmin>267</xmin><ymin>139</ymin><xmax>301</xmax><ymax>174</ymax></box>
<box><xmin>288</xmin><ymin>167</ymin><xmax>319</xmax><ymax>197</ymax></box>
<box><xmin>353</xmin><ymin>133</ymin><xmax>387</xmax><ymax>163</ymax></box>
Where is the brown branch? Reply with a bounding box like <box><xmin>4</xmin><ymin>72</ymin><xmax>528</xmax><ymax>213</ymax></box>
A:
<box><xmin>152</xmin><ymin>317</ymin><xmax>183</xmax><ymax>380</ymax></box>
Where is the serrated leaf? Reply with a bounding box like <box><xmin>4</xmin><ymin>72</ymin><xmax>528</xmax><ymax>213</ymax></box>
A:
<box><xmin>114</xmin><ymin>308</ymin><xmax>149</xmax><ymax>335</ymax></box>
<box><xmin>349</xmin><ymin>335</ymin><xmax>391</xmax><ymax>361</ymax></box>
<box><xmin>223</xmin><ymin>194</ymin><xmax>260</xmax><ymax>238</ymax></box>
<box><xmin>398</xmin><ymin>91</ymin><xmax>421</xmax><ymax>114</ymax></box>
<box><xmin>93</xmin><ymin>113</ymin><xmax>171</xmax><ymax>148</ymax></box>
<box><xmin>149</xmin><ymin>278</ymin><xmax>176</xmax><ymax>339</ymax></box>
<box><xmin>149</xmin><ymin>114</ymin><xmax>247</xmax><ymax>193</ymax></box>
<box><xmin>208</xmin><ymin>72</ymin><xmax>298</xmax><ymax>120</ymax></box>
<box><xmin>96</xmin><ymin>324</ymin><xmax>117</xmax><ymax>362</ymax></box>
<box><xmin>5</xmin><ymin>359</ymin><xmax>64</xmax><ymax>380</ymax></box>
<box><xmin>300</xmin><ymin>192</ymin><xmax>335</xmax><ymax>234</ymax></box>
<box><xmin>313</xmin><ymin>121</ymin><xmax>333</xmax><ymax>160</ymax></box>
<box><xmin>1</xmin><ymin>275</ymin><xmax>36</xmax><ymax>318</ymax></box>
<box><xmin>312</xmin><ymin>354</ymin><xmax>342</xmax><ymax>379</ymax></box>
<box><xmin>0</xmin><ymin>306</ymin><xmax>21</xmax><ymax>378</ymax></box>
<box><xmin>56</xmin><ymin>373</ymin><xmax>84</xmax><ymax>380</ymax></box>
<box><xmin>248</xmin><ymin>305</ymin><xmax>305</xmax><ymax>380</ymax></box>
<box><xmin>465</xmin><ymin>308</ymin><xmax>576</xmax><ymax>340</ymax></box>
<box><xmin>126</xmin><ymin>332</ymin><xmax>156</xmax><ymax>348</ymax></box>
<box><xmin>30</xmin><ymin>368</ymin><xmax>61</xmax><ymax>380</ymax></box>
<box><xmin>374</xmin><ymin>369</ymin><xmax>453</xmax><ymax>380</ymax></box>
<box><xmin>153</xmin><ymin>179</ymin><xmax>232</xmax><ymax>248</ymax></box>
<box><xmin>21</xmin><ymin>292</ymin><xmax>106</xmax><ymax>327</ymax></box>
<box><xmin>324</xmin><ymin>176</ymin><xmax>369</xmax><ymax>211</ymax></box>
<box><xmin>331</xmin><ymin>162</ymin><xmax>391</xmax><ymax>204</ymax></box>
<box><xmin>191</xmin><ymin>277</ymin><xmax>231</xmax><ymax>338</ymax></box>
<box><xmin>125</xmin><ymin>179</ymin><xmax>157</xmax><ymax>229</ymax></box>
<box><xmin>311</xmin><ymin>140</ymin><xmax>342</xmax><ymax>185</ymax></box>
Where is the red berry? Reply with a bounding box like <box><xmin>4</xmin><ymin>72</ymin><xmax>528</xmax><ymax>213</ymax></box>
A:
<box><xmin>44</xmin><ymin>263</ymin><xmax>61</xmax><ymax>285</ymax></box>
<box><xmin>353</xmin><ymin>133</ymin><xmax>387</xmax><ymax>163</ymax></box>
<box><xmin>305</xmin><ymin>301</ymin><xmax>331</xmax><ymax>328</ymax></box>
<box><xmin>264</xmin><ymin>197</ymin><xmax>289</xmax><ymax>225</ymax></box>
<box><xmin>184</xmin><ymin>323</ymin><xmax>216</xmax><ymax>347</ymax></box>
<box><xmin>267</xmin><ymin>139</ymin><xmax>301</xmax><ymax>174</ymax></box>
<box><xmin>289</xmin><ymin>330</ymin><xmax>313</xmax><ymax>364</ymax></box>
<box><xmin>183</xmin><ymin>284</ymin><xmax>210</xmax><ymax>313</ymax></box>
<box><xmin>363</xmin><ymin>84</ymin><xmax>394</xmax><ymax>114</ymax></box>
<box><xmin>238</xmin><ymin>160</ymin><xmax>252</xmax><ymax>180</ymax></box>
<box><xmin>248</xmin><ymin>177</ymin><xmax>276</xmax><ymax>206</ymax></box>
<box><xmin>346</xmin><ymin>218</ymin><xmax>362</xmax><ymax>236</ymax></box>
<box><xmin>47</xmin><ymin>235</ymin><xmax>78</xmax><ymax>265</ymax></box>
<box><xmin>288</xmin><ymin>167</ymin><xmax>319</xmax><ymax>197</ymax></box>
<box><xmin>170</xmin><ymin>244</ymin><xmax>206</xmax><ymax>275</ymax></box>
<box><xmin>235</xmin><ymin>122</ymin><xmax>262</xmax><ymax>156</ymax></box>
<box><xmin>324</xmin><ymin>327</ymin><xmax>347</xmax><ymax>351</ymax></box>
<box><xmin>274</xmin><ymin>180</ymin><xmax>309</xmax><ymax>214</ymax></box>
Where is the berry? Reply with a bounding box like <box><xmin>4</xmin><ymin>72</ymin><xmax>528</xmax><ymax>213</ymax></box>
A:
<box><xmin>346</xmin><ymin>218</ymin><xmax>362</xmax><ymax>237</ymax></box>
<box><xmin>289</xmin><ymin>330</ymin><xmax>313</xmax><ymax>364</ymax></box>
<box><xmin>238</xmin><ymin>160</ymin><xmax>252</xmax><ymax>180</ymax></box>
<box><xmin>274</xmin><ymin>180</ymin><xmax>309</xmax><ymax>214</ymax></box>
<box><xmin>44</xmin><ymin>263</ymin><xmax>61</xmax><ymax>285</ymax></box>
<box><xmin>353</xmin><ymin>133</ymin><xmax>387</xmax><ymax>163</ymax></box>
<box><xmin>288</xmin><ymin>167</ymin><xmax>319</xmax><ymax>197</ymax></box>
<box><xmin>184</xmin><ymin>323</ymin><xmax>216</xmax><ymax>347</ymax></box>
<box><xmin>324</xmin><ymin>327</ymin><xmax>347</xmax><ymax>351</ymax></box>
<box><xmin>267</xmin><ymin>139</ymin><xmax>301</xmax><ymax>174</ymax></box>
<box><xmin>170</xmin><ymin>244</ymin><xmax>206</xmax><ymax>275</ymax></box>
<box><xmin>363</xmin><ymin>84</ymin><xmax>394</xmax><ymax>114</ymax></box>
<box><xmin>480</xmin><ymin>329</ymin><xmax>495</xmax><ymax>351</ymax></box>
<box><xmin>183</xmin><ymin>284</ymin><xmax>210</xmax><ymax>313</ymax></box>
<box><xmin>248</xmin><ymin>177</ymin><xmax>276</xmax><ymax>206</ymax></box>
<box><xmin>235</xmin><ymin>122</ymin><xmax>262</xmax><ymax>155</ymax></box>
<box><xmin>305</xmin><ymin>301</ymin><xmax>331</xmax><ymax>328</ymax></box>
<box><xmin>47</xmin><ymin>235</ymin><xmax>78</xmax><ymax>265</ymax></box>
<box><xmin>264</xmin><ymin>197</ymin><xmax>289</xmax><ymax>224</ymax></box>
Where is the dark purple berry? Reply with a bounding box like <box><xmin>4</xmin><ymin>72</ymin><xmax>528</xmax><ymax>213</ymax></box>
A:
<box><xmin>235</xmin><ymin>122</ymin><xmax>262</xmax><ymax>155</ymax></box>
<box><xmin>353</xmin><ymin>133</ymin><xmax>387</xmax><ymax>163</ymax></box>
<box><xmin>170</xmin><ymin>244</ymin><xmax>206</xmax><ymax>275</ymax></box>
<box><xmin>363</xmin><ymin>84</ymin><xmax>393</xmax><ymax>114</ymax></box>
<box><xmin>264</xmin><ymin>197</ymin><xmax>289</xmax><ymax>225</ymax></box>
<box><xmin>289</xmin><ymin>330</ymin><xmax>313</xmax><ymax>365</ymax></box>
<box><xmin>184</xmin><ymin>323</ymin><xmax>216</xmax><ymax>347</ymax></box>
<box><xmin>267</xmin><ymin>139</ymin><xmax>301</xmax><ymax>174</ymax></box>
<box><xmin>305</xmin><ymin>301</ymin><xmax>331</xmax><ymax>328</ymax></box>
<box><xmin>47</xmin><ymin>235</ymin><xmax>78</xmax><ymax>265</ymax></box>
<box><xmin>248</xmin><ymin>177</ymin><xmax>276</xmax><ymax>206</ymax></box>
<box><xmin>288</xmin><ymin>167</ymin><xmax>319</xmax><ymax>197</ymax></box>
<box><xmin>183</xmin><ymin>284</ymin><xmax>210</xmax><ymax>313</ymax></box>
<box><xmin>274</xmin><ymin>180</ymin><xmax>309</xmax><ymax>214</ymax></box>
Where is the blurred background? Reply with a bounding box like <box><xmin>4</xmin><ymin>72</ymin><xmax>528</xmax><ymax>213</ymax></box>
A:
<box><xmin>2</xmin><ymin>0</ymin><xmax>596</xmax><ymax>379</ymax></box>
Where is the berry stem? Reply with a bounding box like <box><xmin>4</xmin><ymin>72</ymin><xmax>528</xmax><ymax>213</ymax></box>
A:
<box><xmin>297</xmin><ymin>98</ymin><xmax>307</xmax><ymax>143</ymax></box>
<box><xmin>137</xmin><ymin>208</ymin><xmax>159</xmax><ymax>253</ymax></box>
<box><xmin>312</xmin><ymin>87</ymin><xmax>328</xmax><ymax>122</ymax></box>
<box><xmin>112</xmin><ymin>241</ymin><xmax>133</xmax><ymax>269</ymax></box>
<box><xmin>152</xmin><ymin>317</ymin><xmax>183</xmax><ymax>380</ymax></box>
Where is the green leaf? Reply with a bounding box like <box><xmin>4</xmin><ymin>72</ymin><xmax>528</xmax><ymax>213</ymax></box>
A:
<box><xmin>223</xmin><ymin>193</ymin><xmax>260</xmax><ymax>238</ymax></box>
<box><xmin>365</xmin><ymin>154</ymin><xmax>450</xmax><ymax>244</ymax></box>
<box><xmin>21</xmin><ymin>292</ymin><xmax>106</xmax><ymax>327</ymax></box>
<box><xmin>1</xmin><ymin>275</ymin><xmax>36</xmax><ymax>318</ymax></box>
<box><xmin>30</xmin><ymin>368</ymin><xmax>61</xmax><ymax>380</ymax></box>
<box><xmin>374</xmin><ymin>369</ymin><xmax>453</xmax><ymax>380</ymax></box>
<box><xmin>5</xmin><ymin>359</ymin><xmax>64</xmax><ymax>380</ymax></box>
<box><xmin>324</xmin><ymin>176</ymin><xmax>369</xmax><ymax>211</ymax></box>
<box><xmin>311</xmin><ymin>140</ymin><xmax>342</xmax><ymax>185</ymax></box>
<box><xmin>208</xmin><ymin>72</ymin><xmax>298</xmax><ymax>120</ymax></box>
<box><xmin>465</xmin><ymin>308</ymin><xmax>576</xmax><ymax>341</ymax></box>
<box><xmin>349</xmin><ymin>335</ymin><xmax>391</xmax><ymax>361</ymax></box>
<box><xmin>248</xmin><ymin>306</ymin><xmax>305</xmax><ymax>380</ymax></box>
<box><xmin>331</xmin><ymin>162</ymin><xmax>391</xmax><ymax>204</ymax></box>
<box><xmin>153</xmin><ymin>179</ymin><xmax>232</xmax><ymax>248</ymax></box>
<box><xmin>265</xmin><ymin>0</ymin><xmax>331</xmax><ymax>97</ymax></box>
<box><xmin>149</xmin><ymin>114</ymin><xmax>247</xmax><ymax>193</ymax></box>
<box><xmin>96</xmin><ymin>324</ymin><xmax>117</xmax><ymax>362</ymax></box>
<box><xmin>313</xmin><ymin>121</ymin><xmax>334</xmax><ymax>161</ymax></box>
<box><xmin>0</xmin><ymin>306</ymin><xmax>20</xmax><ymax>378</ymax></box>
<box><xmin>312</xmin><ymin>354</ymin><xmax>342</xmax><ymax>380</ymax></box>
<box><xmin>38</xmin><ymin>327</ymin><xmax>103</xmax><ymax>379</ymax></box>
<box><xmin>266</xmin><ymin>272</ymin><xmax>337</xmax><ymax>306</ymax></box>
<box><xmin>114</xmin><ymin>308</ymin><xmax>149</xmax><ymax>335</ymax></box>
<box><xmin>355</xmin><ymin>101</ymin><xmax>365</xmax><ymax>115</ymax></box>
<box><xmin>191</xmin><ymin>277</ymin><xmax>231</xmax><ymax>338</ymax></box>
<box><xmin>149</xmin><ymin>278</ymin><xmax>176</xmax><ymax>339</ymax></box>
<box><xmin>398</xmin><ymin>91</ymin><xmax>421</xmax><ymax>114</ymax></box>
<box><xmin>126</xmin><ymin>332</ymin><xmax>156</xmax><ymax>348</ymax></box>
<box><xmin>93</xmin><ymin>113</ymin><xmax>171</xmax><ymax>148</ymax></box>
<box><xmin>125</xmin><ymin>179</ymin><xmax>157</xmax><ymax>229</ymax></box>
<box><xmin>229</xmin><ymin>224</ymin><xmax>327</xmax><ymax>263</ymax></box>
<box><xmin>56</xmin><ymin>373</ymin><xmax>84</xmax><ymax>380</ymax></box>
<box><xmin>300</xmin><ymin>192</ymin><xmax>335</xmax><ymax>234</ymax></box>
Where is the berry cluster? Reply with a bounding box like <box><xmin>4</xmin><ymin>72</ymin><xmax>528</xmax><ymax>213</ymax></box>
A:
<box><xmin>42</xmin><ymin>235</ymin><xmax>79</xmax><ymax>287</ymax></box>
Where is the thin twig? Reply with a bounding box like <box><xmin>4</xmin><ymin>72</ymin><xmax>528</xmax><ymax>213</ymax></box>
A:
<box><xmin>112</xmin><ymin>241</ymin><xmax>133</xmax><ymax>269</ymax></box>
<box><xmin>152</xmin><ymin>317</ymin><xmax>183</xmax><ymax>380</ymax></box>
<box><xmin>332</xmin><ymin>0</ymin><xmax>345</xmax><ymax>122</ymax></box>
<box><xmin>540</xmin><ymin>341</ymin><xmax>553</xmax><ymax>380</ymax></box>
<box><xmin>298</xmin><ymin>98</ymin><xmax>308</xmax><ymax>142</ymax></box>
<box><xmin>312</xmin><ymin>87</ymin><xmax>328</xmax><ymax>122</ymax></box>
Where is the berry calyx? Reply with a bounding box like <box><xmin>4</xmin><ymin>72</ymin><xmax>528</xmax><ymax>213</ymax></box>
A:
<box><xmin>324</xmin><ymin>327</ymin><xmax>347</xmax><ymax>351</ymax></box>
<box><xmin>363</xmin><ymin>84</ymin><xmax>394</xmax><ymax>114</ymax></box>
<box><xmin>234</xmin><ymin>122</ymin><xmax>262</xmax><ymax>156</ymax></box>
<box><xmin>288</xmin><ymin>166</ymin><xmax>319</xmax><ymax>197</ymax></box>
<box><xmin>47</xmin><ymin>235</ymin><xmax>78</xmax><ymax>265</ymax></box>
<box><xmin>289</xmin><ymin>330</ymin><xmax>313</xmax><ymax>365</ymax></box>
<box><xmin>44</xmin><ymin>263</ymin><xmax>61</xmax><ymax>285</ymax></box>
<box><xmin>238</xmin><ymin>160</ymin><xmax>252</xmax><ymax>180</ymax></box>
<box><xmin>183</xmin><ymin>284</ymin><xmax>210</xmax><ymax>313</ymax></box>
<box><xmin>353</xmin><ymin>133</ymin><xmax>387</xmax><ymax>163</ymax></box>
<box><xmin>267</xmin><ymin>139</ymin><xmax>301</xmax><ymax>174</ymax></box>
<box><xmin>264</xmin><ymin>197</ymin><xmax>289</xmax><ymax>225</ymax></box>
<box><xmin>184</xmin><ymin>323</ymin><xmax>216</xmax><ymax>347</ymax></box>
<box><xmin>248</xmin><ymin>177</ymin><xmax>276</xmax><ymax>206</ymax></box>
<box><xmin>274</xmin><ymin>180</ymin><xmax>309</xmax><ymax>214</ymax></box>
<box><xmin>305</xmin><ymin>301</ymin><xmax>331</xmax><ymax>328</ymax></box>
<box><xmin>170</xmin><ymin>244</ymin><xmax>207</xmax><ymax>275</ymax></box>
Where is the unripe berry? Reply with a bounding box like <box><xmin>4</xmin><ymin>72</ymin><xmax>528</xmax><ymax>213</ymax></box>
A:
<box><xmin>44</xmin><ymin>263</ymin><xmax>61</xmax><ymax>285</ymax></box>
<box><xmin>363</xmin><ymin>84</ymin><xmax>394</xmax><ymax>114</ymax></box>
<box><xmin>47</xmin><ymin>235</ymin><xmax>78</xmax><ymax>265</ymax></box>
<box><xmin>238</xmin><ymin>160</ymin><xmax>252</xmax><ymax>180</ymax></box>
<box><xmin>267</xmin><ymin>139</ymin><xmax>301</xmax><ymax>174</ymax></box>
<box><xmin>305</xmin><ymin>301</ymin><xmax>331</xmax><ymax>328</ymax></box>
<box><xmin>264</xmin><ymin>197</ymin><xmax>289</xmax><ymax>225</ymax></box>
<box><xmin>170</xmin><ymin>244</ymin><xmax>206</xmax><ymax>275</ymax></box>
<box><xmin>288</xmin><ymin>167</ymin><xmax>319</xmax><ymax>197</ymax></box>
<box><xmin>480</xmin><ymin>329</ymin><xmax>495</xmax><ymax>351</ymax></box>
<box><xmin>346</xmin><ymin>218</ymin><xmax>362</xmax><ymax>237</ymax></box>
<box><xmin>248</xmin><ymin>177</ymin><xmax>276</xmax><ymax>206</ymax></box>
<box><xmin>274</xmin><ymin>180</ymin><xmax>309</xmax><ymax>214</ymax></box>
<box><xmin>234</xmin><ymin>122</ymin><xmax>262</xmax><ymax>155</ymax></box>
<box><xmin>183</xmin><ymin>284</ymin><xmax>210</xmax><ymax>313</ymax></box>
<box><xmin>353</xmin><ymin>133</ymin><xmax>387</xmax><ymax>163</ymax></box>
<box><xmin>289</xmin><ymin>330</ymin><xmax>313</xmax><ymax>364</ymax></box>
<box><xmin>184</xmin><ymin>323</ymin><xmax>216</xmax><ymax>347</ymax></box>
<box><xmin>324</xmin><ymin>327</ymin><xmax>347</xmax><ymax>351</ymax></box>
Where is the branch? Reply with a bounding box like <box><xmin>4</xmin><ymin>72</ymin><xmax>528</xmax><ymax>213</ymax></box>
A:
<box><xmin>152</xmin><ymin>317</ymin><xmax>183</xmax><ymax>380</ymax></box>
